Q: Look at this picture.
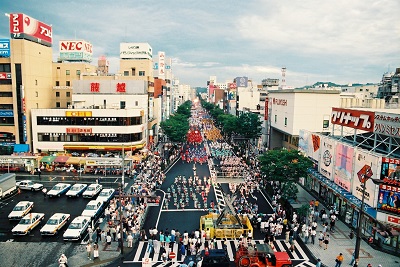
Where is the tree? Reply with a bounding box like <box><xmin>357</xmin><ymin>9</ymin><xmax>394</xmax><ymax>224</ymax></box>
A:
<box><xmin>259</xmin><ymin>149</ymin><xmax>313</xmax><ymax>200</ymax></box>
<box><xmin>236</xmin><ymin>112</ymin><xmax>262</xmax><ymax>139</ymax></box>
<box><xmin>160</xmin><ymin>113</ymin><xmax>189</xmax><ymax>143</ymax></box>
<box><xmin>218</xmin><ymin>114</ymin><xmax>238</xmax><ymax>138</ymax></box>
<box><xmin>176</xmin><ymin>100</ymin><xmax>191</xmax><ymax>118</ymax></box>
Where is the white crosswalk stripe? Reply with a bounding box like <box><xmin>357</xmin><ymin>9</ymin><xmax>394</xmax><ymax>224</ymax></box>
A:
<box><xmin>126</xmin><ymin>239</ymin><xmax>313</xmax><ymax>266</ymax></box>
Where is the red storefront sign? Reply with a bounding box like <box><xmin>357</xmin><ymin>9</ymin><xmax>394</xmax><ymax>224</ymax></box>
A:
<box><xmin>66</xmin><ymin>128</ymin><xmax>92</xmax><ymax>134</ymax></box>
<box><xmin>331</xmin><ymin>107</ymin><xmax>375</xmax><ymax>132</ymax></box>
<box><xmin>388</xmin><ymin>215</ymin><xmax>400</xmax><ymax>225</ymax></box>
<box><xmin>264</xmin><ymin>97</ymin><xmax>269</xmax><ymax>120</ymax></box>
<box><xmin>90</xmin><ymin>82</ymin><xmax>100</xmax><ymax>92</ymax></box>
<box><xmin>116</xmin><ymin>82</ymin><xmax>126</xmax><ymax>93</ymax></box>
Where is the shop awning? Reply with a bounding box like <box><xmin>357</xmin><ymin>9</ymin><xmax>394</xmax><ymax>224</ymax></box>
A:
<box><xmin>40</xmin><ymin>156</ymin><xmax>56</xmax><ymax>164</ymax></box>
<box><xmin>13</xmin><ymin>144</ymin><xmax>29</xmax><ymax>153</ymax></box>
<box><xmin>66</xmin><ymin>157</ymin><xmax>82</xmax><ymax>165</ymax></box>
<box><xmin>54</xmin><ymin>156</ymin><xmax>69</xmax><ymax>164</ymax></box>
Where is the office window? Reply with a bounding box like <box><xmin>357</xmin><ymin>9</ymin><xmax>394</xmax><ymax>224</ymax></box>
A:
<box><xmin>120</xmin><ymin>101</ymin><xmax>126</xmax><ymax>109</ymax></box>
<box><xmin>35</xmin><ymin>79</ymin><xmax>38</xmax><ymax>85</ymax></box>
<box><xmin>35</xmin><ymin>91</ymin><xmax>38</xmax><ymax>97</ymax></box>
<box><xmin>274</xmin><ymin>115</ymin><xmax>277</xmax><ymax>123</ymax></box>
<box><xmin>66</xmin><ymin>70</ymin><xmax>70</xmax><ymax>75</ymax></box>
<box><xmin>67</xmin><ymin>102</ymin><xmax>71</xmax><ymax>107</ymax></box>
<box><xmin>284</xmin><ymin>117</ymin><xmax>287</xmax><ymax>126</ymax></box>
<box><xmin>56</xmin><ymin>92</ymin><xmax>60</xmax><ymax>97</ymax></box>
<box><xmin>66</xmin><ymin>92</ymin><xmax>71</xmax><ymax>97</ymax></box>
<box><xmin>131</xmin><ymin>68</ymin><xmax>136</xmax><ymax>76</ymax></box>
<box><xmin>139</xmin><ymin>71</ymin><xmax>145</xmax><ymax>76</ymax></box>
<box><xmin>123</xmin><ymin>71</ymin><xmax>129</xmax><ymax>76</ymax></box>
<box><xmin>0</xmin><ymin>92</ymin><xmax>12</xmax><ymax>97</ymax></box>
<box><xmin>57</xmin><ymin>67</ymin><xmax>60</xmax><ymax>69</ymax></box>
<box><xmin>66</xmin><ymin>81</ymin><xmax>70</xmax><ymax>86</ymax></box>
<box><xmin>56</xmin><ymin>102</ymin><xmax>61</xmax><ymax>108</ymax></box>
<box><xmin>0</xmin><ymin>63</ymin><xmax>11</xmax><ymax>72</ymax></box>
<box><xmin>135</xmin><ymin>101</ymin><xmax>139</xmax><ymax>106</ymax></box>
<box><xmin>76</xmin><ymin>70</ymin><xmax>81</xmax><ymax>75</ymax></box>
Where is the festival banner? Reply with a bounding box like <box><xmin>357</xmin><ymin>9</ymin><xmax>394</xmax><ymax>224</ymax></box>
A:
<box><xmin>334</xmin><ymin>143</ymin><xmax>354</xmax><ymax>192</ymax></box>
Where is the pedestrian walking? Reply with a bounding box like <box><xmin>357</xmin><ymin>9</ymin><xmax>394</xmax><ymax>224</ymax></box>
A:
<box><xmin>127</xmin><ymin>233</ymin><xmax>134</xmax><ymax>248</ymax></box>
<box><xmin>316</xmin><ymin>258</ymin><xmax>322</xmax><ymax>267</ymax></box>
<box><xmin>96</xmin><ymin>227</ymin><xmax>102</xmax><ymax>243</ymax></box>
<box><xmin>304</xmin><ymin>228</ymin><xmax>310</xmax><ymax>244</ymax></box>
<box><xmin>349</xmin><ymin>251</ymin><xmax>355</xmax><ymax>265</ymax></box>
<box><xmin>86</xmin><ymin>242</ymin><xmax>92</xmax><ymax>259</ymax></box>
<box><xmin>324</xmin><ymin>234</ymin><xmax>330</xmax><ymax>250</ymax></box>
<box><xmin>106</xmin><ymin>234</ymin><xmax>112</xmax><ymax>245</ymax></box>
<box><xmin>58</xmin><ymin>254</ymin><xmax>68</xmax><ymax>267</ymax></box>
<box><xmin>147</xmin><ymin>238</ymin><xmax>154</xmax><ymax>253</ymax></box>
<box><xmin>93</xmin><ymin>243</ymin><xmax>99</xmax><ymax>260</ymax></box>
<box><xmin>311</xmin><ymin>229</ymin><xmax>316</xmax><ymax>245</ymax></box>
<box><xmin>335</xmin><ymin>253</ymin><xmax>344</xmax><ymax>267</ymax></box>
<box><xmin>318</xmin><ymin>231</ymin><xmax>324</xmax><ymax>247</ymax></box>
<box><xmin>161</xmin><ymin>251</ymin><xmax>167</xmax><ymax>264</ymax></box>
<box><xmin>88</xmin><ymin>226</ymin><xmax>94</xmax><ymax>242</ymax></box>
<box><xmin>42</xmin><ymin>187</ymin><xmax>47</xmax><ymax>198</ymax></box>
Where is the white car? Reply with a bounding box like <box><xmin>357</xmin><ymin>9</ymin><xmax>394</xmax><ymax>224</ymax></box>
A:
<box><xmin>63</xmin><ymin>216</ymin><xmax>90</xmax><ymax>241</ymax></box>
<box><xmin>96</xmin><ymin>188</ymin><xmax>115</xmax><ymax>203</ymax></box>
<box><xmin>66</xmin><ymin>184</ymin><xmax>87</xmax><ymax>197</ymax></box>
<box><xmin>47</xmin><ymin>183</ymin><xmax>71</xmax><ymax>197</ymax></box>
<box><xmin>16</xmin><ymin>180</ymin><xmax>44</xmax><ymax>191</ymax></box>
<box><xmin>40</xmin><ymin>213</ymin><xmax>71</xmax><ymax>235</ymax></box>
<box><xmin>82</xmin><ymin>183</ymin><xmax>102</xmax><ymax>198</ymax></box>
<box><xmin>12</xmin><ymin>213</ymin><xmax>45</xmax><ymax>235</ymax></box>
<box><xmin>81</xmin><ymin>200</ymin><xmax>103</xmax><ymax>218</ymax></box>
<box><xmin>8</xmin><ymin>201</ymin><xmax>34</xmax><ymax>220</ymax></box>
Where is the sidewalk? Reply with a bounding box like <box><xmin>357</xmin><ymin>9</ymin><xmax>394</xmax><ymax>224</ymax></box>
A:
<box><xmin>294</xmin><ymin>184</ymin><xmax>400</xmax><ymax>267</ymax></box>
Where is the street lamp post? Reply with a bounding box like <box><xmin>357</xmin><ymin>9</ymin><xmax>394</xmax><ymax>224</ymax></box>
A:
<box><xmin>354</xmin><ymin>177</ymin><xmax>367</xmax><ymax>261</ymax></box>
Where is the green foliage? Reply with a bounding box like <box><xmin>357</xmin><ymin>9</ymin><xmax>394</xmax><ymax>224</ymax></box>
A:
<box><xmin>281</xmin><ymin>181</ymin><xmax>299</xmax><ymax>201</ymax></box>
<box><xmin>259</xmin><ymin>149</ymin><xmax>313</xmax><ymax>184</ymax></box>
<box><xmin>296</xmin><ymin>203</ymin><xmax>310</xmax><ymax>218</ymax></box>
<box><xmin>176</xmin><ymin>100</ymin><xmax>191</xmax><ymax>118</ymax></box>
<box><xmin>160</xmin><ymin>113</ymin><xmax>189</xmax><ymax>143</ymax></box>
<box><xmin>236</xmin><ymin>112</ymin><xmax>262</xmax><ymax>139</ymax></box>
<box><xmin>218</xmin><ymin>114</ymin><xmax>238</xmax><ymax>137</ymax></box>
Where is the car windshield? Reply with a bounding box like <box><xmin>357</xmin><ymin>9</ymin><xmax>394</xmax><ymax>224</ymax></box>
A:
<box><xmin>13</xmin><ymin>206</ymin><xmax>25</xmax><ymax>211</ymax></box>
<box><xmin>99</xmin><ymin>191</ymin><xmax>109</xmax><ymax>196</ymax></box>
<box><xmin>47</xmin><ymin>219</ymin><xmax>59</xmax><ymax>225</ymax></box>
<box><xmin>19</xmin><ymin>218</ymin><xmax>31</xmax><ymax>224</ymax></box>
<box><xmin>87</xmin><ymin>187</ymin><xmax>95</xmax><ymax>191</ymax></box>
<box><xmin>68</xmin><ymin>222</ymin><xmax>81</xmax><ymax>229</ymax></box>
<box><xmin>70</xmin><ymin>186</ymin><xmax>80</xmax><ymax>191</ymax></box>
<box><xmin>86</xmin><ymin>205</ymin><xmax>96</xmax><ymax>210</ymax></box>
<box><xmin>52</xmin><ymin>186</ymin><xmax>62</xmax><ymax>190</ymax></box>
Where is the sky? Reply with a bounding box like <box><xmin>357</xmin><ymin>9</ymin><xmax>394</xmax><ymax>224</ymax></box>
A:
<box><xmin>1</xmin><ymin>0</ymin><xmax>399</xmax><ymax>88</ymax></box>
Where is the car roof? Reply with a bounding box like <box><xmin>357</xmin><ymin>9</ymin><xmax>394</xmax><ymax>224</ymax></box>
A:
<box><xmin>71</xmin><ymin>183</ymin><xmax>86</xmax><ymax>187</ymax></box>
<box><xmin>17</xmin><ymin>201</ymin><xmax>32</xmax><ymax>206</ymax></box>
<box><xmin>19</xmin><ymin>180</ymin><xmax>32</xmax><ymax>183</ymax></box>
<box><xmin>22</xmin><ymin>213</ymin><xmax>43</xmax><ymax>219</ymax></box>
<box><xmin>101</xmin><ymin>188</ymin><xmax>114</xmax><ymax>192</ymax></box>
<box><xmin>87</xmin><ymin>200</ymin><xmax>101</xmax><ymax>205</ymax></box>
<box><xmin>88</xmin><ymin>183</ymin><xmax>100</xmax><ymax>187</ymax></box>
<box><xmin>51</xmin><ymin>213</ymin><xmax>69</xmax><ymax>218</ymax></box>
<box><xmin>54</xmin><ymin>183</ymin><xmax>70</xmax><ymax>186</ymax></box>
<box><xmin>72</xmin><ymin>216</ymin><xmax>88</xmax><ymax>223</ymax></box>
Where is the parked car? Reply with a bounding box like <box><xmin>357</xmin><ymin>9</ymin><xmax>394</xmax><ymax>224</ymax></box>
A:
<box><xmin>96</xmin><ymin>188</ymin><xmax>115</xmax><ymax>203</ymax></box>
<box><xmin>8</xmin><ymin>201</ymin><xmax>34</xmax><ymax>220</ymax></box>
<box><xmin>81</xmin><ymin>200</ymin><xmax>103</xmax><ymax>218</ymax></box>
<box><xmin>66</xmin><ymin>184</ymin><xmax>87</xmax><ymax>197</ymax></box>
<box><xmin>63</xmin><ymin>216</ymin><xmax>90</xmax><ymax>241</ymax></box>
<box><xmin>82</xmin><ymin>183</ymin><xmax>102</xmax><ymax>198</ymax></box>
<box><xmin>40</xmin><ymin>213</ymin><xmax>70</xmax><ymax>235</ymax></box>
<box><xmin>12</xmin><ymin>213</ymin><xmax>45</xmax><ymax>235</ymax></box>
<box><xmin>47</xmin><ymin>183</ymin><xmax>71</xmax><ymax>197</ymax></box>
<box><xmin>16</xmin><ymin>180</ymin><xmax>44</xmax><ymax>191</ymax></box>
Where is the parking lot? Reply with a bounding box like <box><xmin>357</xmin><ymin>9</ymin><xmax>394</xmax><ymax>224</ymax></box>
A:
<box><xmin>0</xmin><ymin>176</ymin><xmax>119</xmax><ymax>242</ymax></box>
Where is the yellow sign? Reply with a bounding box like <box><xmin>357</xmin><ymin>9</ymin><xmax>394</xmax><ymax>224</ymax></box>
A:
<box><xmin>65</xmin><ymin>111</ymin><xmax>92</xmax><ymax>117</ymax></box>
<box><xmin>140</xmin><ymin>110</ymin><xmax>144</xmax><ymax>116</ymax></box>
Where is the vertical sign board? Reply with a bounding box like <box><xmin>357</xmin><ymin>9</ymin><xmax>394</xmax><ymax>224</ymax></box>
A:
<box><xmin>319</xmin><ymin>136</ymin><xmax>335</xmax><ymax>180</ymax></box>
<box><xmin>22</xmin><ymin>115</ymin><xmax>27</xmax><ymax>142</ymax></box>
<box><xmin>298</xmin><ymin>129</ymin><xmax>309</xmax><ymax>155</ymax></box>
<box><xmin>0</xmin><ymin>39</ymin><xmax>11</xmax><ymax>57</ymax></box>
<box><xmin>264</xmin><ymin>97</ymin><xmax>269</xmax><ymax>120</ymax></box>
<box><xmin>158</xmin><ymin>51</ymin><xmax>165</xmax><ymax>79</ymax></box>
<box><xmin>9</xmin><ymin>13</ymin><xmax>52</xmax><ymax>47</ymax></box>
<box><xmin>334</xmin><ymin>143</ymin><xmax>354</xmax><ymax>192</ymax></box>
<box><xmin>352</xmin><ymin>149</ymin><xmax>379</xmax><ymax>207</ymax></box>
<box><xmin>377</xmin><ymin>157</ymin><xmax>400</xmax><ymax>215</ymax></box>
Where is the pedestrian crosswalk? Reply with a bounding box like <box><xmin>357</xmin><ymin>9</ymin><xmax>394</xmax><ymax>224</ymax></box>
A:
<box><xmin>123</xmin><ymin>239</ymin><xmax>317</xmax><ymax>267</ymax></box>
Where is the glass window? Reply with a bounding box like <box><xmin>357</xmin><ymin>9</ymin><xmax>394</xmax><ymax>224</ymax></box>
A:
<box><xmin>131</xmin><ymin>68</ymin><xmax>136</xmax><ymax>76</ymax></box>
<box><xmin>56</xmin><ymin>102</ymin><xmax>61</xmax><ymax>108</ymax></box>
<box><xmin>274</xmin><ymin>115</ymin><xmax>277</xmax><ymax>123</ymax></box>
<box><xmin>76</xmin><ymin>70</ymin><xmax>81</xmax><ymax>75</ymax></box>
<box><xmin>284</xmin><ymin>117</ymin><xmax>287</xmax><ymax>126</ymax></box>
<box><xmin>66</xmin><ymin>70</ymin><xmax>70</xmax><ymax>75</ymax></box>
<box><xmin>120</xmin><ymin>101</ymin><xmax>126</xmax><ymax>109</ymax></box>
<box><xmin>323</xmin><ymin>119</ymin><xmax>329</xmax><ymax>128</ymax></box>
<box><xmin>123</xmin><ymin>71</ymin><xmax>129</xmax><ymax>76</ymax></box>
<box><xmin>135</xmin><ymin>101</ymin><xmax>138</xmax><ymax>106</ymax></box>
<box><xmin>66</xmin><ymin>92</ymin><xmax>71</xmax><ymax>97</ymax></box>
<box><xmin>139</xmin><ymin>71</ymin><xmax>145</xmax><ymax>76</ymax></box>
<box><xmin>56</xmin><ymin>81</ymin><xmax>60</xmax><ymax>86</ymax></box>
<box><xmin>67</xmin><ymin>102</ymin><xmax>71</xmax><ymax>107</ymax></box>
<box><xmin>66</xmin><ymin>81</ymin><xmax>70</xmax><ymax>86</ymax></box>
<box><xmin>56</xmin><ymin>92</ymin><xmax>60</xmax><ymax>97</ymax></box>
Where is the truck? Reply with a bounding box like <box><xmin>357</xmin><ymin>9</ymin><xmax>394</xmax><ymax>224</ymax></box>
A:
<box><xmin>0</xmin><ymin>173</ymin><xmax>17</xmax><ymax>199</ymax></box>
<box><xmin>235</xmin><ymin>243</ymin><xmax>293</xmax><ymax>267</ymax></box>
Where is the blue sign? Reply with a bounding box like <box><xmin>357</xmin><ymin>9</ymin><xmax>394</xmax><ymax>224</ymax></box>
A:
<box><xmin>22</xmin><ymin>115</ymin><xmax>27</xmax><ymax>142</ymax></box>
<box><xmin>0</xmin><ymin>110</ymin><xmax>13</xmax><ymax>117</ymax></box>
<box><xmin>0</xmin><ymin>39</ymin><xmax>10</xmax><ymax>57</ymax></box>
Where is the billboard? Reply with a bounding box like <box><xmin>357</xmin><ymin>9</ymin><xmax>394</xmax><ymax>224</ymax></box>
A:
<box><xmin>319</xmin><ymin>136</ymin><xmax>335</xmax><ymax>180</ymax></box>
<box><xmin>9</xmin><ymin>13</ymin><xmax>52</xmax><ymax>47</ymax></box>
<box><xmin>377</xmin><ymin>184</ymin><xmax>400</xmax><ymax>215</ymax></box>
<box><xmin>59</xmin><ymin>40</ymin><xmax>93</xmax><ymax>62</ymax></box>
<box><xmin>0</xmin><ymin>73</ymin><xmax>11</xmax><ymax>80</ymax></box>
<box><xmin>352</xmin><ymin>149</ymin><xmax>379</xmax><ymax>207</ymax></box>
<box><xmin>331</xmin><ymin>108</ymin><xmax>375</xmax><ymax>132</ymax></box>
<box><xmin>0</xmin><ymin>39</ymin><xmax>10</xmax><ymax>57</ymax></box>
<box><xmin>299</xmin><ymin>130</ymin><xmax>321</xmax><ymax>162</ymax></box>
<box><xmin>374</xmin><ymin>112</ymin><xmax>400</xmax><ymax>138</ymax></box>
<box><xmin>236</xmin><ymin>77</ymin><xmax>248</xmax><ymax>87</ymax></box>
<box><xmin>380</xmin><ymin>157</ymin><xmax>400</xmax><ymax>181</ymax></box>
<box><xmin>334</xmin><ymin>143</ymin><xmax>354</xmax><ymax>192</ymax></box>
<box><xmin>158</xmin><ymin>51</ymin><xmax>165</xmax><ymax>79</ymax></box>
<box><xmin>228</xmin><ymin>89</ymin><xmax>236</xmax><ymax>101</ymax></box>
<box><xmin>264</xmin><ymin>97</ymin><xmax>269</xmax><ymax>120</ymax></box>
<box><xmin>120</xmin><ymin>43</ymin><xmax>152</xmax><ymax>59</ymax></box>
